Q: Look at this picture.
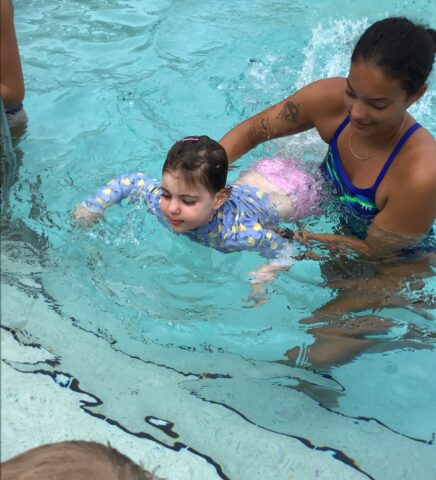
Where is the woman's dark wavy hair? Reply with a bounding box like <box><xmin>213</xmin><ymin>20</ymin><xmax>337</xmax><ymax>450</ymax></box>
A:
<box><xmin>352</xmin><ymin>17</ymin><xmax>436</xmax><ymax>95</ymax></box>
<box><xmin>163</xmin><ymin>135</ymin><xmax>228</xmax><ymax>193</ymax></box>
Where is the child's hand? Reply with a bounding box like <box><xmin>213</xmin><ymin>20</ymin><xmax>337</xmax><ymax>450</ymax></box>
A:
<box><xmin>246</xmin><ymin>278</ymin><xmax>269</xmax><ymax>307</ymax></box>
<box><xmin>245</xmin><ymin>263</ymin><xmax>289</xmax><ymax>307</ymax></box>
<box><xmin>71</xmin><ymin>204</ymin><xmax>102</xmax><ymax>226</ymax></box>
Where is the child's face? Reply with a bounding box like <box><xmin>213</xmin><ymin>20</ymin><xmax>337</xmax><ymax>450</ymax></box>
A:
<box><xmin>160</xmin><ymin>171</ymin><xmax>228</xmax><ymax>233</ymax></box>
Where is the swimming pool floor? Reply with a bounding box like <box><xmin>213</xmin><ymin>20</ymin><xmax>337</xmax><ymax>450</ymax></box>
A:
<box><xmin>2</xmin><ymin>248</ymin><xmax>435</xmax><ymax>480</ymax></box>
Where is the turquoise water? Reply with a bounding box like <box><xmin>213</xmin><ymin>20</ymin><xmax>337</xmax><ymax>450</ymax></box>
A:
<box><xmin>2</xmin><ymin>1</ymin><xmax>436</xmax><ymax>479</ymax></box>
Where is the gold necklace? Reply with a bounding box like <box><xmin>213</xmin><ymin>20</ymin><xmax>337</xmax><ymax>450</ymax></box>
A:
<box><xmin>349</xmin><ymin>115</ymin><xmax>406</xmax><ymax>161</ymax></box>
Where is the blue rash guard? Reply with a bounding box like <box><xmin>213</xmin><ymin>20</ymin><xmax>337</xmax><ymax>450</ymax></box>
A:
<box><xmin>82</xmin><ymin>172</ymin><xmax>289</xmax><ymax>259</ymax></box>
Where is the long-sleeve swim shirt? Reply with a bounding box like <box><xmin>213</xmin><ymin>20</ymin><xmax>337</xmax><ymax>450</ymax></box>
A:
<box><xmin>83</xmin><ymin>172</ymin><xmax>289</xmax><ymax>259</ymax></box>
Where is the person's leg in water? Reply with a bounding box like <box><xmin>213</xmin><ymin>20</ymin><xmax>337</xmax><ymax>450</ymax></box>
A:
<box><xmin>235</xmin><ymin>158</ymin><xmax>433</xmax><ymax>366</ymax></box>
<box><xmin>281</xmin><ymin>252</ymin><xmax>435</xmax><ymax>369</ymax></box>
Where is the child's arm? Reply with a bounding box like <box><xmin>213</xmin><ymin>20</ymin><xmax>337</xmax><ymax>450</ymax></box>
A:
<box><xmin>248</xmin><ymin>239</ymin><xmax>294</xmax><ymax>300</ymax></box>
<box><xmin>223</xmin><ymin>220</ymin><xmax>293</xmax><ymax>301</ymax></box>
<box><xmin>71</xmin><ymin>172</ymin><xmax>152</xmax><ymax>225</ymax></box>
<box><xmin>72</xmin><ymin>203</ymin><xmax>104</xmax><ymax>225</ymax></box>
<box><xmin>249</xmin><ymin>263</ymin><xmax>289</xmax><ymax>298</ymax></box>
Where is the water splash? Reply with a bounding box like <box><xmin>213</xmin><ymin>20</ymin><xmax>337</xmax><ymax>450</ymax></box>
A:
<box><xmin>296</xmin><ymin>18</ymin><xmax>370</xmax><ymax>89</ymax></box>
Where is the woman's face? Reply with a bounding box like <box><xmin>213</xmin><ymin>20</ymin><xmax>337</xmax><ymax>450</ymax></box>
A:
<box><xmin>344</xmin><ymin>60</ymin><xmax>411</xmax><ymax>136</ymax></box>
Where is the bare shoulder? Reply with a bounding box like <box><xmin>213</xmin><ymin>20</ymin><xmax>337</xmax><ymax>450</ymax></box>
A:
<box><xmin>308</xmin><ymin>77</ymin><xmax>346</xmax><ymax>97</ymax></box>
<box><xmin>270</xmin><ymin>77</ymin><xmax>347</xmax><ymax>140</ymax></box>
<box><xmin>393</xmin><ymin>129</ymin><xmax>436</xmax><ymax>222</ymax></box>
<box><xmin>386</xmin><ymin>127</ymin><xmax>436</xmax><ymax>206</ymax></box>
<box><xmin>377</xmin><ymin>131</ymin><xmax>436</xmax><ymax>235</ymax></box>
<box><xmin>402</xmin><ymin>128</ymin><xmax>436</xmax><ymax>187</ymax></box>
<box><xmin>295</xmin><ymin>77</ymin><xmax>346</xmax><ymax>111</ymax></box>
<box><xmin>294</xmin><ymin>77</ymin><xmax>347</xmax><ymax>139</ymax></box>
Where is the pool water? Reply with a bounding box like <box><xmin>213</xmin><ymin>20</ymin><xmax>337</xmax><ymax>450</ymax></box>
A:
<box><xmin>1</xmin><ymin>1</ymin><xmax>436</xmax><ymax>479</ymax></box>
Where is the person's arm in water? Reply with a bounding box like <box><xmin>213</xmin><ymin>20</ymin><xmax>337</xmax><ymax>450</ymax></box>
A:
<box><xmin>248</xmin><ymin>242</ymin><xmax>294</xmax><ymax>301</ymax></box>
<box><xmin>296</xmin><ymin>140</ymin><xmax>436</xmax><ymax>257</ymax></box>
<box><xmin>0</xmin><ymin>0</ymin><xmax>25</xmax><ymax>109</ymax></box>
<box><xmin>72</xmin><ymin>172</ymin><xmax>160</xmax><ymax>225</ymax></box>
<box><xmin>220</xmin><ymin>218</ymin><xmax>295</xmax><ymax>300</ymax></box>
<box><xmin>219</xmin><ymin>77</ymin><xmax>346</xmax><ymax>163</ymax></box>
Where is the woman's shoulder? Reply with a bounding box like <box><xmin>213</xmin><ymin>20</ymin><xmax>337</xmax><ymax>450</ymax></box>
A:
<box><xmin>296</xmin><ymin>77</ymin><xmax>348</xmax><ymax>141</ymax></box>
<box><xmin>300</xmin><ymin>77</ymin><xmax>346</xmax><ymax>102</ymax></box>
<box><xmin>307</xmin><ymin>76</ymin><xmax>346</xmax><ymax>91</ymax></box>
<box><xmin>396</xmin><ymin>125</ymin><xmax>436</xmax><ymax>187</ymax></box>
<box><xmin>401</xmin><ymin>122</ymin><xmax>435</xmax><ymax>161</ymax></box>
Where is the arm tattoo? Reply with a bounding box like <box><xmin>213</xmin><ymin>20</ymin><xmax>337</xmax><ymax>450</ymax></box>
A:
<box><xmin>255</xmin><ymin>117</ymin><xmax>273</xmax><ymax>140</ymax></box>
<box><xmin>276</xmin><ymin>101</ymin><xmax>300</xmax><ymax>124</ymax></box>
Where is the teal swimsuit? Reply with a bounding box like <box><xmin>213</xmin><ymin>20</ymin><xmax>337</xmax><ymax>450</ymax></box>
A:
<box><xmin>322</xmin><ymin>116</ymin><xmax>422</xmax><ymax>220</ymax></box>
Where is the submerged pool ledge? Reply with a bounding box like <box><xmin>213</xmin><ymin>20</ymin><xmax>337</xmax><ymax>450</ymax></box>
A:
<box><xmin>1</xmin><ymin>283</ymin><xmax>369</xmax><ymax>480</ymax></box>
<box><xmin>1</xmin><ymin>304</ymin><xmax>219</xmax><ymax>480</ymax></box>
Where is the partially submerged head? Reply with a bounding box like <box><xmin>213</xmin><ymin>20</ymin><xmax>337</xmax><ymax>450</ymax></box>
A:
<box><xmin>160</xmin><ymin>135</ymin><xmax>230</xmax><ymax>232</ymax></box>
<box><xmin>351</xmin><ymin>17</ymin><xmax>435</xmax><ymax>97</ymax></box>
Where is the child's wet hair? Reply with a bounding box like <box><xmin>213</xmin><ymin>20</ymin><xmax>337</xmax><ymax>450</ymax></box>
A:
<box><xmin>163</xmin><ymin>135</ymin><xmax>228</xmax><ymax>193</ymax></box>
<box><xmin>352</xmin><ymin>17</ymin><xmax>436</xmax><ymax>95</ymax></box>
<box><xmin>0</xmin><ymin>440</ymin><xmax>162</xmax><ymax>480</ymax></box>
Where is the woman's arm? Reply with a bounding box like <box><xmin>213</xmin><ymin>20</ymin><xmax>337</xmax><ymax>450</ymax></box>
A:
<box><xmin>296</xmin><ymin>200</ymin><xmax>434</xmax><ymax>259</ymax></box>
<box><xmin>0</xmin><ymin>0</ymin><xmax>25</xmax><ymax>108</ymax></box>
<box><xmin>293</xmin><ymin>227</ymin><xmax>422</xmax><ymax>258</ymax></box>
<box><xmin>372</xmin><ymin>156</ymin><xmax>436</xmax><ymax>238</ymax></box>
<box><xmin>219</xmin><ymin>77</ymin><xmax>346</xmax><ymax>162</ymax></box>
<box><xmin>294</xmin><ymin>230</ymin><xmax>372</xmax><ymax>255</ymax></box>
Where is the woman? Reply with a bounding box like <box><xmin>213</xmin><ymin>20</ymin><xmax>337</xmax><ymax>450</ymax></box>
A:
<box><xmin>220</xmin><ymin>17</ymin><xmax>436</xmax><ymax>258</ymax></box>
<box><xmin>221</xmin><ymin>17</ymin><xmax>436</xmax><ymax>367</ymax></box>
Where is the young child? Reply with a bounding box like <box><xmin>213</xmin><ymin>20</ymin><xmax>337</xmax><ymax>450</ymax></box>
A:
<box><xmin>1</xmin><ymin>440</ymin><xmax>161</xmax><ymax>480</ymax></box>
<box><xmin>73</xmin><ymin>136</ymin><xmax>319</xmax><ymax>291</ymax></box>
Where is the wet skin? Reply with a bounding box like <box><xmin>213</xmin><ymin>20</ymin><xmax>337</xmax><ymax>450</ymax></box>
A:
<box><xmin>160</xmin><ymin>171</ymin><xmax>228</xmax><ymax>233</ymax></box>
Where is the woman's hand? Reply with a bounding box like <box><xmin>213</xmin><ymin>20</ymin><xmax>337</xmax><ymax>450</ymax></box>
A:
<box><xmin>292</xmin><ymin>229</ymin><xmax>311</xmax><ymax>244</ymax></box>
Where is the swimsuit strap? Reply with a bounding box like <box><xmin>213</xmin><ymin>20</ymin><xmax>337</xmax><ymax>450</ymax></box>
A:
<box><xmin>331</xmin><ymin>116</ymin><xmax>350</xmax><ymax>143</ymax></box>
<box><xmin>371</xmin><ymin>122</ymin><xmax>422</xmax><ymax>194</ymax></box>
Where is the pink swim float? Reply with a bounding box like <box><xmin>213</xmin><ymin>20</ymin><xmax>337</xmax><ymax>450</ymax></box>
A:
<box><xmin>250</xmin><ymin>157</ymin><xmax>320</xmax><ymax>219</ymax></box>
